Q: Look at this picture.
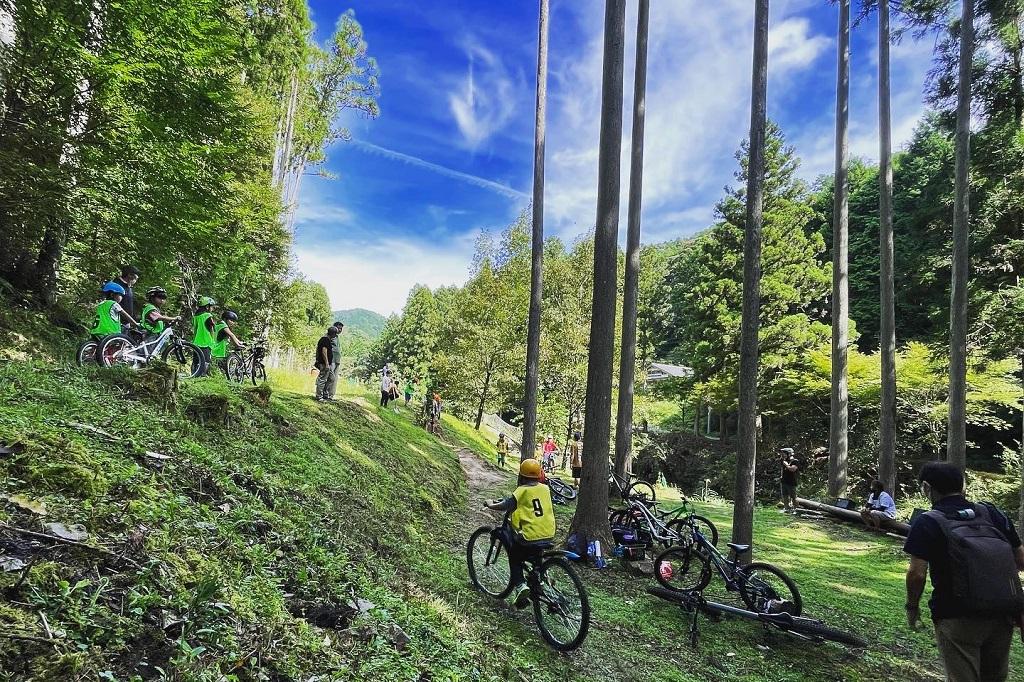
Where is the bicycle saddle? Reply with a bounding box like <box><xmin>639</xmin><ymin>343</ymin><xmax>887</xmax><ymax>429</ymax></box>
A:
<box><xmin>727</xmin><ymin>543</ymin><xmax>751</xmax><ymax>555</ymax></box>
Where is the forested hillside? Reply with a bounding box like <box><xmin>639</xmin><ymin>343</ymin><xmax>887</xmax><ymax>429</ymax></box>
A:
<box><xmin>0</xmin><ymin>0</ymin><xmax>376</xmax><ymax>359</ymax></box>
<box><xmin>360</xmin><ymin>1</ymin><xmax>1024</xmax><ymax>511</ymax></box>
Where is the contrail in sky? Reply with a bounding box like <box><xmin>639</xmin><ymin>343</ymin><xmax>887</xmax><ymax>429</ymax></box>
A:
<box><xmin>351</xmin><ymin>139</ymin><xmax>529</xmax><ymax>201</ymax></box>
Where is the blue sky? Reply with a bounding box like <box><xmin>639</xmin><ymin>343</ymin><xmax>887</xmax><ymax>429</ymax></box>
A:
<box><xmin>295</xmin><ymin>0</ymin><xmax>937</xmax><ymax>316</ymax></box>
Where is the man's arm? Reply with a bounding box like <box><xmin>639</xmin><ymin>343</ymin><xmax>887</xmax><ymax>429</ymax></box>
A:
<box><xmin>225</xmin><ymin>327</ymin><xmax>244</xmax><ymax>347</ymax></box>
<box><xmin>905</xmin><ymin>556</ymin><xmax>928</xmax><ymax>630</ymax></box>
<box><xmin>1014</xmin><ymin>545</ymin><xmax>1024</xmax><ymax>572</ymax></box>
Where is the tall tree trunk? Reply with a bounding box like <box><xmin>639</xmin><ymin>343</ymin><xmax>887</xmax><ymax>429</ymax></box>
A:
<box><xmin>733</xmin><ymin>0</ymin><xmax>770</xmax><ymax>563</ymax></box>
<box><xmin>614</xmin><ymin>0</ymin><xmax>650</xmax><ymax>482</ymax></box>
<box><xmin>474</xmin><ymin>358</ymin><xmax>494</xmax><ymax>430</ymax></box>
<box><xmin>948</xmin><ymin>0</ymin><xmax>974</xmax><ymax>470</ymax></box>
<box><xmin>1019</xmin><ymin>355</ymin><xmax>1024</xmax><ymax>534</ymax></box>
<box><xmin>522</xmin><ymin>0</ymin><xmax>549</xmax><ymax>461</ymax></box>
<box><xmin>829</xmin><ymin>0</ymin><xmax>851</xmax><ymax>499</ymax></box>
<box><xmin>570</xmin><ymin>0</ymin><xmax>626</xmax><ymax>551</ymax></box>
<box><xmin>878</xmin><ymin>0</ymin><xmax>898</xmax><ymax>498</ymax></box>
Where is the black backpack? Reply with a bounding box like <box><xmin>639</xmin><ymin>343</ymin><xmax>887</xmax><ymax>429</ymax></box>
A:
<box><xmin>925</xmin><ymin>503</ymin><xmax>1024</xmax><ymax>616</ymax></box>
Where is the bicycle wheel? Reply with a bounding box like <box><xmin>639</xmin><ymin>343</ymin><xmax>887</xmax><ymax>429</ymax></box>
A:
<box><xmin>225</xmin><ymin>353</ymin><xmax>244</xmax><ymax>382</ymax></box>
<box><xmin>653</xmin><ymin>545</ymin><xmax>712</xmax><ymax>592</ymax></box>
<box><xmin>467</xmin><ymin>526</ymin><xmax>513</xmax><ymax>598</ymax></box>
<box><xmin>738</xmin><ymin>562</ymin><xmax>803</xmax><ymax>616</ymax></box>
<box><xmin>251</xmin><ymin>362</ymin><xmax>267</xmax><ymax>385</ymax></box>
<box><xmin>533</xmin><ymin>557</ymin><xmax>590</xmax><ymax>651</ymax></box>
<box><xmin>625</xmin><ymin>480</ymin><xmax>656</xmax><ymax>504</ymax></box>
<box><xmin>98</xmin><ymin>334</ymin><xmax>137</xmax><ymax>368</ymax></box>
<box><xmin>547</xmin><ymin>478</ymin><xmax>577</xmax><ymax>501</ymax></box>
<box><xmin>75</xmin><ymin>339</ymin><xmax>99</xmax><ymax>366</ymax></box>
<box><xmin>779</xmin><ymin>617</ymin><xmax>867</xmax><ymax>647</ymax></box>
<box><xmin>161</xmin><ymin>342</ymin><xmax>206</xmax><ymax>380</ymax></box>
<box><xmin>667</xmin><ymin>516</ymin><xmax>719</xmax><ymax>548</ymax></box>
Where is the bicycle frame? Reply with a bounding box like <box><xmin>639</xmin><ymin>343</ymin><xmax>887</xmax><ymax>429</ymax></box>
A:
<box><xmin>624</xmin><ymin>499</ymin><xmax>682</xmax><ymax>545</ymax></box>
<box><xmin>114</xmin><ymin>327</ymin><xmax>175</xmax><ymax>364</ymax></box>
<box><xmin>689</xmin><ymin>529</ymin><xmax>743</xmax><ymax>588</ymax></box>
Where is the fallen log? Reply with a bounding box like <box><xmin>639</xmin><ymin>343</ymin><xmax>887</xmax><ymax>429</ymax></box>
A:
<box><xmin>795</xmin><ymin>497</ymin><xmax>910</xmax><ymax>536</ymax></box>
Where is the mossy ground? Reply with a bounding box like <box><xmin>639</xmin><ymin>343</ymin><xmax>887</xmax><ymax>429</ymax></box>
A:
<box><xmin>1</xmin><ymin>356</ymin><xmax>1021</xmax><ymax>681</ymax></box>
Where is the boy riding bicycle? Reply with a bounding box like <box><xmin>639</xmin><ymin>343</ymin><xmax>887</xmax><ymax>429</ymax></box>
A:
<box><xmin>91</xmin><ymin>281</ymin><xmax>140</xmax><ymax>339</ymax></box>
<box><xmin>485</xmin><ymin>459</ymin><xmax>555</xmax><ymax>608</ymax></box>
<box><xmin>140</xmin><ymin>287</ymin><xmax>180</xmax><ymax>337</ymax></box>
<box><xmin>212</xmin><ymin>310</ymin><xmax>245</xmax><ymax>375</ymax></box>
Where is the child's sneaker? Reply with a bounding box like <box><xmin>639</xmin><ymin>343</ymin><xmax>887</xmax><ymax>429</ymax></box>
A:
<box><xmin>512</xmin><ymin>583</ymin><xmax>531</xmax><ymax>609</ymax></box>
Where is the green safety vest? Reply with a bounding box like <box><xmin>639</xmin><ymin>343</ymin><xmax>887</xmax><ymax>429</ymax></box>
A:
<box><xmin>90</xmin><ymin>300</ymin><xmax>121</xmax><ymax>337</ymax></box>
<box><xmin>141</xmin><ymin>303</ymin><xmax>165</xmax><ymax>335</ymax></box>
<box><xmin>212</xmin><ymin>322</ymin><xmax>229</xmax><ymax>358</ymax></box>
<box><xmin>192</xmin><ymin>312</ymin><xmax>215</xmax><ymax>348</ymax></box>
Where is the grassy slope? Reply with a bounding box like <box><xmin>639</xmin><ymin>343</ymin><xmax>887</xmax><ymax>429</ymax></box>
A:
<box><xmin>2</xmin><ymin>348</ymin><xmax>1022</xmax><ymax>680</ymax></box>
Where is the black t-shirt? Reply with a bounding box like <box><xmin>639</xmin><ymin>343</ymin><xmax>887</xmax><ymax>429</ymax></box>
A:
<box><xmin>781</xmin><ymin>458</ymin><xmax>800</xmax><ymax>485</ymax></box>
<box><xmin>903</xmin><ymin>495</ymin><xmax>1022</xmax><ymax>620</ymax></box>
<box><xmin>114</xmin><ymin>277</ymin><xmax>135</xmax><ymax>319</ymax></box>
<box><xmin>315</xmin><ymin>336</ymin><xmax>333</xmax><ymax>367</ymax></box>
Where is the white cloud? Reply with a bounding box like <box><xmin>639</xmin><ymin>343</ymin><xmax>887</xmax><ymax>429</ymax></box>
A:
<box><xmin>295</xmin><ymin>237</ymin><xmax>476</xmax><ymax>316</ymax></box>
<box><xmin>351</xmin><ymin>140</ymin><xmax>528</xmax><ymax>200</ymax></box>
<box><xmin>543</xmin><ymin>0</ymin><xmax>835</xmax><ymax>241</ymax></box>
<box><xmin>449</xmin><ymin>40</ymin><xmax>520</xmax><ymax>148</ymax></box>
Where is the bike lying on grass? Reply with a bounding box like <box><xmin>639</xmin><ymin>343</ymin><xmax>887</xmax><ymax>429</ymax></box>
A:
<box><xmin>94</xmin><ymin>324</ymin><xmax>207</xmax><ymax>379</ymax></box>
<box><xmin>546</xmin><ymin>476</ymin><xmax>577</xmax><ymax>506</ymax></box>
<box><xmin>647</xmin><ymin>585</ymin><xmax>867</xmax><ymax>648</ymax></box>
<box><xmin>466</xmin><ymin>517</ymin><xmax>590</xmax><ymax>651</ymax></box>
<box><xmin>654</xmin><ymin>528</ymin><xmax>802</xmax><ymax>616</ymax></box>
<box><xmin>609</xmin><ymin>496</ymin><xmax>719</xmax><ymax>550</ymax></box>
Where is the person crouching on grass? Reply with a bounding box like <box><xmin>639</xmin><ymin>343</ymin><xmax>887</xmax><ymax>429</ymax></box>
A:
<box><xmin>484</xmin><ymin>459</ymin><xmax>555</xmax><ymax>609</ymax></box>
<box><xmin>859</xmin><ymin>480</ymin><xmax>897</xmax><ymax>531</ymax></box>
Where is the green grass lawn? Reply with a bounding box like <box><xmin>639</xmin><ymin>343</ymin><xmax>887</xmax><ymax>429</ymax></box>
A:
<box><xmin>1</xmin><ymin>359</ymin><xmax>1021</xmax><ymax>681</ymax></box>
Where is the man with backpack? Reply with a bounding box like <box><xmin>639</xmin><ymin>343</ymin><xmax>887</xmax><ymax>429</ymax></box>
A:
<box><xmin>904</xmin><ymin>462</ymin><xmax>1024</xmax><ymax>681</ymax></box>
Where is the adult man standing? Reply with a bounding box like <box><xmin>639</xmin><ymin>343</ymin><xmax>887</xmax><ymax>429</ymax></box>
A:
<box><xmin>113</xmin><ymin>265</ymin><xmax>141</xmax><ymax>321</ymax></box>
<box><xmin>778</xmin><ymin>447</ymin><xmax>800</xmax><ymax>512</ymax></box>
<box><xmin>904</xmin><ymin>462</ymin><xmax>1024</xmax><ymax>682</ymax></box>
<box><xmin>313</xmin><ymin>326</ymin><xmax>338</xmax><ymax>402</ymax></box>
<box><xmin>327</xmin><ymin>321</ymin><xmax>344</xmax><ymax>400</ymax></box>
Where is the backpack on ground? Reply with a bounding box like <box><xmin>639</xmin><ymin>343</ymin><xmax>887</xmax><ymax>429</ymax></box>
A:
<box><xmin>925</xmin><ymin>503</ymin><xmax>1024</xmax><ymax>616</ymax></box>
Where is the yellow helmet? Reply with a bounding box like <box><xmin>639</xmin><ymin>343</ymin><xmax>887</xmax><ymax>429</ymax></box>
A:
<box><xmin>519</xmin><ymin>459</ymin><xmax>542</xmax><ymax>479</ymax></box>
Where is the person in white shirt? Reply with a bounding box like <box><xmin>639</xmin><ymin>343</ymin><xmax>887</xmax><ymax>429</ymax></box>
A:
<box><xmin>380</xmin><ymin>369</ymin><xmax>394</xmax><ymax>408</ymax></box>
<box><xmin>860</xmin><ymin>480</ymin><xmax>898</xmax><ymax>530</ymax></box>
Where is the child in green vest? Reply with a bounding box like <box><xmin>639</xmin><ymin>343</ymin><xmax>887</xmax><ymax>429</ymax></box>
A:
<box><xmin>140</xmin><ymin>287</ymin><xmax>180</xmax><ymax>337</ymax></box>
<box><xmin>191</xmin><ymin>296</ymin><xmax>218</xmax><ymax>376</ymax></box>
<box><xmin>90</xmin><ymin>281</ymin><xmax>139</xmax><ymax>340</ymax></box>
<box><xmin>212</xmin><ymin>310</ymin><xmax>245</xmax><ymax>376</ymax></box>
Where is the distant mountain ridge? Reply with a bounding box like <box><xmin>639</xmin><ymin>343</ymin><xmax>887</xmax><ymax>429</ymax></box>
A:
<box><xmin>333</xmin><ymin>308</ymin><xmax>387</xmax><ymax>340</ymax></box>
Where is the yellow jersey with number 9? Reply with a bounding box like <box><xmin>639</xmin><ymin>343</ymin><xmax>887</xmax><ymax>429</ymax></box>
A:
<box><xmin>511</xmin><ymin>484</ymin><xmax>555</xmax><ymax>541</ymax></box>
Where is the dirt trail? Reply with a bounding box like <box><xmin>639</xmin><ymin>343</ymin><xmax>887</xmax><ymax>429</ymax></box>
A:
<box><xmin>456</xmin><ymin>447</ymin><xmax>510</xmax><ymax>526</ymax></box>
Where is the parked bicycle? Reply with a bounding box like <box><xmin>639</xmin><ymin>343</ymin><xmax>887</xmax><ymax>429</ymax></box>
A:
<box><xmin>653</xmin><ymin>528</ymin><xmax>802</xmax><ymax>616</ymax></box>
<box><xmin>226</xmin><ymin>343</ymin><xmax>268</xmax><ymax>385</ymax></box>
<box><xmin>609</xmin><ymin>497</ymin><xmax>718</xmax><ymax>549</ymax></box>
<box><xmin>466</xmin><ymin>517</ymin><xmax>590</xmax><ymax>651</ymax></box>
<box><xmin>608</xmin><ymin>467</ymin><xmax>656</xmax><ymax>504</ymax></box>
<box><xmin>95</xmin><ymin>324</ymin><xmax>207</xmax><ymax>379</ymax></box>
<box><xmin>647</xmin><ymin>586</ymin><xmax>866</xmax><ymax>649</ymax></box>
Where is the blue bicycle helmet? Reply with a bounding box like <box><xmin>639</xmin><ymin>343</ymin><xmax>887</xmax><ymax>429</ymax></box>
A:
<box><xmin>101</xmin><ymin>281</ymin><xmax>126</xmax><ymax>295</ymax></box>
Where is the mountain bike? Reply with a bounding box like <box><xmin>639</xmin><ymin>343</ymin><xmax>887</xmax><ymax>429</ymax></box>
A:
<box><xmin>467</xmin><ymin>518</ymin><xmax>590</xmax><ymax>651</ymax></box>
<box><xmin>647</xmin><ymin>586</ymin><xmax>866</xmax><ymax>649</ymax></box>
<box><xmin>96</xmin><ymin>324</ymin><xmax>207</xmax><ymax>379</ymax></box>
<box><xmin>75</xmin><ymin>337</ymin><xmax>101</xmax><ymax>366</ymax></box>
<box><xmin>226</xmin><ymin>344</ymin><xmax>268</xmax><ymax>385</ymax></box>
<box><xmin>609</xmin><ymin>467</ymin><xmax>656</xmax><ymax>504</ymax></box>
<box><xmin>546</xmin><ymin>477</ymin><xmax>577</xmax><ymax>505</ymax></box>
<box><xmin>609</xmin><ymin>497</ymin><xmax>718</xmax><ymax>549</ymax></box>
<box><xmin>653</xmin><ymin>528</ymin><xmax>802</xmax><ymax>616</ymax></box>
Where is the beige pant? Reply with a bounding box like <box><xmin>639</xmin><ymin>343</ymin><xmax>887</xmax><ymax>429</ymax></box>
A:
<box><xmin>327</xmin><ymin>363</ymin><xmax>341</xmax><ymax>398</ymax></box>
<box><xmin>934</xmin><ymin>616</ymin><xmax>1013</xmax><ymax>682</ymax></box>
<box><xmin>315</xmin><ymin>365</ymin><xmax>334</xmax><ymax>399</ymax></box>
